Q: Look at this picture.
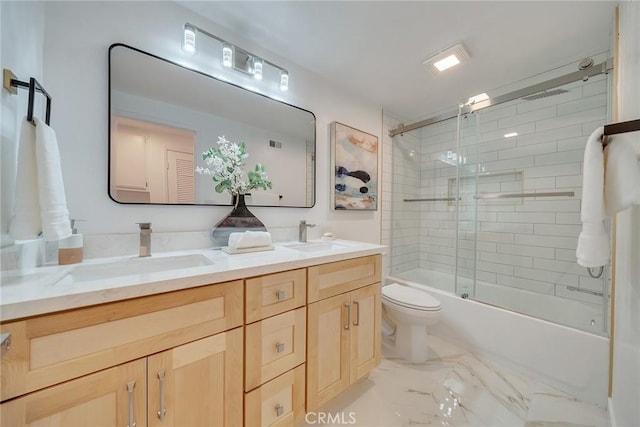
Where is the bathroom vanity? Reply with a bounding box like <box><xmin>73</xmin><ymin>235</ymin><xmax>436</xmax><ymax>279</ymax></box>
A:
<box><xmin>0</xmin><ymin>240</ymin><xmax>383</xmax><ymax>426</ymax></box>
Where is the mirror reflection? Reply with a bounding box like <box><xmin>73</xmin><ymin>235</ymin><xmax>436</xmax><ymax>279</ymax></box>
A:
<box><xmin>109</xmin><ymin>44</ymin><xmax>316</xmax><ymax>207</ymax></box>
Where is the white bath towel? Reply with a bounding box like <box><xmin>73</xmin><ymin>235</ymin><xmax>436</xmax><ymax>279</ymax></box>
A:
<box><xmin>9</xmin><ymin>119</ymin><xmax>41</xmax><ymax>240</ymax></box>
<box><xmin>9</xmin><ymin>118</ymin><xmax>71</xmax><ymax>242</ymax></box>
<box><xmin>576</xmin><ymin>127</ymin><xmax>609</xmax><ymax>268</ymax></box>
<box><xmin>604</xmin><ymin>133</ymin><xmax>640</xmax><ymax>216</ymax></box>
<box><xmin>228</xmin><ymin>230</ymin><xmax>272</xmax><ymax>249</ymax></box>
<box><xmin>34</xmin><ymin>117</ymin><xmax>72</xmax><ymax>241</ymax></box>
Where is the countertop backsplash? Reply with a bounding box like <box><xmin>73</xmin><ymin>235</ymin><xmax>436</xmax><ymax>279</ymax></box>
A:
<box><xmin>3</xmin><ymin>226</ymin><xmax>309</xmax><ymax>268</ymax></box>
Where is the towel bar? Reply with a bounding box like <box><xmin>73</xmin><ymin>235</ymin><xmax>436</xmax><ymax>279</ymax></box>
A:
<box><xmin>473</xmin><ymin>191</ymin><xmax>575</xmax><ymax>200</ymax></box>
<box><xmin>3</xmin><ymin>68</ymin><xmax>52</xmax><ymax>125</ymax></box>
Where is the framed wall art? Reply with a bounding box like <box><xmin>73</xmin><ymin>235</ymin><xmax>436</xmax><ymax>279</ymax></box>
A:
<box><xmin>331</xmin><ymin>121</ymin><xmax>378</xmax><ymax>210</ymax></box>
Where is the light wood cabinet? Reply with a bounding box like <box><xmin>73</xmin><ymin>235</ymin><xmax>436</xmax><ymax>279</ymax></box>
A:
<box><xmin>1</xmin><ymin>358</ymin><xmax>147</xmax><ymax>427</ymax></box>
<box><xmin>244</xmin><ymin>364</ymin><xmax>305</xmax><ymax>427</ymax></box>
<box><xmin>0</xmin><ymin>281</ymin><xmax>244</xmax><ymax>426</ymax></box>
<box><xmin>1</xmin><ymin>252</ymin><xmax>383</xmax><ymax>426</ymax></box>
<box><xmin>244</xmin><ymin>269</ymin><xmax>308</xmax><ymax>427</ymax></box>
<box><xmin>148</xmin><ymin>328</ymin><xmax>243</xmax><ymax>427</ymax></box>
<box><xmin>306</xmin><ymin>280</ymin><xmax>381</xmax><ymax>412</ymax></box>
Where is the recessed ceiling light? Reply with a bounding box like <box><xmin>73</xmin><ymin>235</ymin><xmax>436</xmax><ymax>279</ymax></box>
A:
<box><xmin>504</xmin><ymin>132</ymin><xmax>519</xmax><ymax>138</ymax></box>
<box><xmin>423</xmin><ymin>42</ymin><xmax>470</xmax><ymax>73</ymax></box>
<box><xmin>434</xmin><ymin>55</ymin><xmax>460</xmax><ymax>71</ymax></box>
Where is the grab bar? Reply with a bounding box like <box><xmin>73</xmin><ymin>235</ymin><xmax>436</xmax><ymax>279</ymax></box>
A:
<box><xmin>404</xmin><ymin>197</ymin><xmax>460</xmax><ymax>202</ymax></box>
<box><xmin>566</xmin><ymin>286</ymin><xmax>604</xmax><ymax>297</ymax></box>
<box><xmin>473</xmin><ymin>191</ymin><xmax>574</xmax><ymax>200</ymax></box>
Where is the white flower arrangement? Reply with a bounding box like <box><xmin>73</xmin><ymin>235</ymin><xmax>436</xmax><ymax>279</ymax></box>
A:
<box><xmin>195</xmin><ymin>136</ymin><xmax>272</xmax><ymax>196</ymax></box>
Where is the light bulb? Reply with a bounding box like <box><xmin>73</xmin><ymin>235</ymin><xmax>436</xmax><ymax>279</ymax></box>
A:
<box><xmin>182</xmin><ymin>24</ymin><xmax>196</xmax><ymax>54</ymax></box>
<box><xmin>280</xmin><ymin>70</ymin><xmax>289</xmax><ymax>91</ymax></box>
<box><xmin>253</xmin><ymin>58</ymin><xmax>263</xmax><ymax>80</ymax></box>
<box><xmin>222</xmin><ymin>43</ymin><xmax>233</xmax><ymax>68</ymax></box>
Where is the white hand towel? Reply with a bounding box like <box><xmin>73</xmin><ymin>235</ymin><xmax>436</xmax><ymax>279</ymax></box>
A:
<box><xmin>34</xmin><ymin>117</ymin><xmax>72</xmax><ymax>241</ymax></box>
<box><xmin>604</xmin><ymin>133</ymin><xmax>640</xmax><ymax>216</ymax></box>
<box><xmin>576</xmin><ymin>127</ymin><xmax>609</xmax><ymax>268</ymax></box>
<box><xmin>228</xmin><ymin>231</ymin><xmax>272</xmax><ymax>249</ymax></box>
<box><xmin>9</xmin><ymin>119</ymin><xmax>41</xmax><ymax>240</ymax></box>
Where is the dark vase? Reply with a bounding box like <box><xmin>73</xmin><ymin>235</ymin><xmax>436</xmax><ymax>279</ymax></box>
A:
<box><xmin>210</xmin><ymin>194</ymin><xmax>266</xmax><ymax>247</ymax></box>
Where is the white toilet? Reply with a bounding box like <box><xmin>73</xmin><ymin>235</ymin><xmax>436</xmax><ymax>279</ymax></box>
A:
<box><xmin>381</xmin><ymin>283</ymin><xmax>442</xmax><ymax>363</ymax></box>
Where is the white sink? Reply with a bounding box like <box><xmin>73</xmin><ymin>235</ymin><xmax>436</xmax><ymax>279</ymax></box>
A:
<box><xmin>61</xmin><ymin>253</ymin><xmax>214</xmax><ymax>283</ymax></box>
<box><xmin>282</xmin><ymin>241</ymin><xmax>348</xmax><ymax>253</ymax></box>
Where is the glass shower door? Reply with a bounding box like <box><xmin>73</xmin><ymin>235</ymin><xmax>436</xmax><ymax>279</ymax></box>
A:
<box><xmin>457</xmin><ymin>75</ymin><xmax>610</xmax><ymax>335</ymax></box>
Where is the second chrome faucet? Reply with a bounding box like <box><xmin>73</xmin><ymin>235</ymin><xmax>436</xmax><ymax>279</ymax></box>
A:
<box><xmin>298</xmin><ymin>220</ymin><xmax>316</xmax><ymax>242</ymax></box>
<box><xmin>137</xmin><ymin>222</ymin><xmax>152</xmax><ymax>257</ymax></box>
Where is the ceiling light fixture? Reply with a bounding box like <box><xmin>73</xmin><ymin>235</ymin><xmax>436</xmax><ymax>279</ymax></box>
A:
<box><xmin>423</xmin><ymin>42</ymin><xmax>470</xmax><ymax>73</ymax></box>
<box><xmin>182</xmin><ymin>24</ymin><xmax>197</xmax><ymax>54</ymax></box>
<box><xmin>280</xmin><ymin>70</ymin><xmax>289</xmax><ymax>91</ymax></box>
<box><xmin>222</xmin><ymin>43</ymin><xmax>233</xmax><ymax>68</ymax></box>
<box><xmin>504</xmin><ymin>132</ymin><xmax>519</xmax><ymax>138</ymax></box>
<box><xmin>181</xmin><ymin>22</ymin><xmax>289</xmax><ymax>91</ymax></box>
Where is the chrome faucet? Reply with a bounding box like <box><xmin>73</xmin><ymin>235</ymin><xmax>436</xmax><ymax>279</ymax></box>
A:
<box><xmin>137</xmin><ymin>222</ymin><xmax>152</xmax><ymax>257</ymax></box>
<box><xmin>299</xmin><ymin>220</ymin><xmax>316</xmax><ymax>243</ymax></box>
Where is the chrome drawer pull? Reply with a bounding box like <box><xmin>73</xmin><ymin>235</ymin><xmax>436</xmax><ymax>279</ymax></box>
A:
<box><xmin>0</xmin><ymin>333</ymin><xmax>11</xmax><ymax>355</ymax></box>
<box><xmin>275</xmin><ymin>290</ymin><xmax>286</xmax><ymax>301</ymax></box>
<box><xmin>275</xmin><ymin>404</ymin><xmax>284</xmax><ymax>417</ymax></box>
<box><xmin>353</xmin><ymin>301</ymin><xmax>360</xmax><ymax>326</ymax></box>
<box><xmin>126</xmin><ymin>381</ymin><xmax>136</xmax><ymax>427</ymax></box>
<box><xmin>157</xmin><ymin>371</ymin><xmax>167</xmax><ymax>421</ymax></box>
<box><xmin>275</xmin><ymin>342</ymin><xmax>285</xmax><ymax>353</ymax></box>
<box><xmin>344</xmin><ymin>303</ymin><xmax>351</xmax><ymax>330</ymax></box>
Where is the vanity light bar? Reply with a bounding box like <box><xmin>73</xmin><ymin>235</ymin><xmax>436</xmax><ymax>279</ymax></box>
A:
<box><xmin>182</xmin><ymin>22</ymin><xmax>290</xmax><ymax>91</ymax></box>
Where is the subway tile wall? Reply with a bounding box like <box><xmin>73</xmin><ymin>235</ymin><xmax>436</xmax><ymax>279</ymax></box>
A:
<box><xmin>386</xmin><ymin>73</ymin><xmax>609</xmax><ymax>307</ymax></box>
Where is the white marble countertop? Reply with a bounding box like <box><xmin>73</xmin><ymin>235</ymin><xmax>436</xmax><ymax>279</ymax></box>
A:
<box><xmin>0</xmin><ymin>239</ymin><xmax>386</xmax><ymax>322</ymax></box>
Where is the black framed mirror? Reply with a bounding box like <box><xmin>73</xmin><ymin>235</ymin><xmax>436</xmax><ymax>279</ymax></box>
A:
<box><xmin>109</xmin><ymin>44</ymin><xmax>316</xmax><ymax>207</ymax></box>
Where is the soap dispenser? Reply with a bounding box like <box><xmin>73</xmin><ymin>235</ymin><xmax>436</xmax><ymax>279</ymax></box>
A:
<box><xmin>58</xmin><ymin>219</ymin><xmax>85</xmax><ymax>265</ymax></box>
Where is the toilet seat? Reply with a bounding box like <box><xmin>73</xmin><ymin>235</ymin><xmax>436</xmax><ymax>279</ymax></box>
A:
<box><xmin>382</xmin><ymin>283</ymin><xmax>441</xmax><ymax>311</ymax></box>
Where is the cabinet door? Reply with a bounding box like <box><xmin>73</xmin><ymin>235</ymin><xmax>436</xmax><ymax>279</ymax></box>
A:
<box><xmin>306</xmin><ymin>293</ymin><xmax>351</xmax><ymax>412</ymax></box>
<box><xmin>115</xmin><ymin>129</ymin><xmax>148</xmax><ymax>190</ymax></box>
<box><xmin>1</xmin><ymin>359</ymin><xmax>146</xmax><ymax>427</ymax></box>
<box><xmin>349</xmin><ymin>284</ymin><xmax>381</xmax><ymax>384</ymax></box>
<box><xmin>147</xmin><ymin>328</ymin><xmax>243</xmax><ymax>427</ymax></box>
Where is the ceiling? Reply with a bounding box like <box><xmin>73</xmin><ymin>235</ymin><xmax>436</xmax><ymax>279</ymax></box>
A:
<box><xmin>178</xmin><ymin>1</ymin><xmax>616</xmax><ymax>122</ymax></box>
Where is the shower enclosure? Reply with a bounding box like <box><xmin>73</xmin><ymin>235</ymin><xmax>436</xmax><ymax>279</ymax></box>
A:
<box><xmin>388</xmin><ymin>58</ymin><xmax>612</xmax><ymax>336</ymax></box>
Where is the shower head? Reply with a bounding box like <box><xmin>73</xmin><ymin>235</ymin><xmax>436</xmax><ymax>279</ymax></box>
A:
<box><xmin>521</xmin><ymin>88</ymin><xmax>569</xmax><ymax>101</ymax></box>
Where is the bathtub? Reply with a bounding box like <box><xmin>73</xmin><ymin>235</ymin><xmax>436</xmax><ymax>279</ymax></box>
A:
<box><xmin>387</xmin><ymin>268</ymin><xmax>609</xmax><ymax>408</ymax></box>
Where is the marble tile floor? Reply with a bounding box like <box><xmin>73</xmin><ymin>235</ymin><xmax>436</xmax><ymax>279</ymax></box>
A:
<box><xmin>303</xmin><ymin>336</ymin><xmax>608</xmax><ymax>427</ymax></box>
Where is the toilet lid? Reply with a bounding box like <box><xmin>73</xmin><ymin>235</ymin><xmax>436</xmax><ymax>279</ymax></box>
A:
<box><xmin>382</xmin><ymin>283</ymin><xmax>441</xmax><ymax>311</ymax></box>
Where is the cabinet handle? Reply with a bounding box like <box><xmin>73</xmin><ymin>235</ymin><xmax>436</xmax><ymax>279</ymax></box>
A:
<box><xmin>126</xmin><ymin>380</ymin><xmax>136</xmax><ymax>427</ymax></box>
<box><xmin>0</xmin><ymin>333</ymin><xmax>11</xmax><ymax>356</ymax></box>
<box><xmin>275</xmin><ymin>290</ymin><xmax>286</xmax><ymax>301</ymax></box>
<box><xmin>344</xmin><ymin>303</ymin><xmax>351</xmax><ymax>330</ymax></box>
<box><xmin>353</xmin><ymin>301</ymin><xmax>360</xmax><ymax>326</ymax></box>
<box><xmin>275</xmin><ymin>342</ymin><xmax>285</xmax><ymax>353</ymax></box>
<box><xmin>275</xmin><ymin>403</ymin><xmax>284</xmax><ymax>417</ymax></box>
<box><xmin>157</xmin><ymin>371</ymin><xmax>167</xmax><ymax>421</ymax></box>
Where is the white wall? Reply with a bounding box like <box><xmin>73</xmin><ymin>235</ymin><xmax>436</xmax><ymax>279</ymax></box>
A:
<box><xmin>36</xmin><ymin>1</ymin><xmax>381</xmax><ymax>242</ymax></box>
<box><xmin>0</xmin><ymin>1</ymin><xmax>45</xmax><ymax>246</ymax></box>
<box><xmin>610</xmin><ymin>2</ymin><xmax>640</xmax><ymax>426</ymax></box>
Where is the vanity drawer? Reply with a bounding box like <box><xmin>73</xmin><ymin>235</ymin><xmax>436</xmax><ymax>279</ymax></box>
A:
<box><xmin>246</xmin><ymin>269</ymin><xmax>306</xmax><ymax>323</ymax></box>
<box><xmin>245</xmin><ymin>307</ymin><xmax>306</xmax><ymax>391</ymax></box>
<box><xmin>0</xmin><ymin>280</ymin><xmax>243</xmax><ymax>401</ymax></box>
<box><xmin>245</xmin><ymin>364</ymin><xmax>305</xmax><ymax>427</ymax></box>
<box><xmin>307</xmin><ymin>254</ymin><xmax>381</xmax><ymax>302</ymax></box>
